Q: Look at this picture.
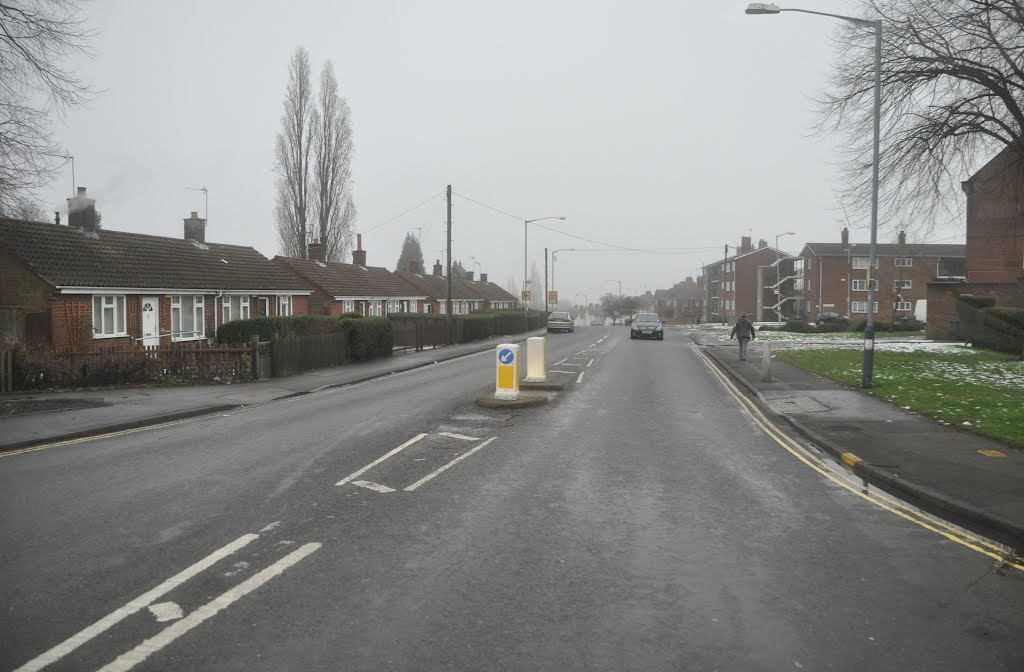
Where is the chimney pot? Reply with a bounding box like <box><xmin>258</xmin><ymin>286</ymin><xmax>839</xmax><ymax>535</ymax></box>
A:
<box><xmin>841</xmin><ymin>227</ymin><xmax>850</xmax><ymax>247</ymax></box>
<box><xmin>480</xmin><ymin>273</ymin><xmax>488</xmax><ymax>283</ymax></box>
<box><xmin>433</xmin><ymin>259</ymin><xmax>443</xmax><ymax>276</ymax></box>
<box><xmin>67</xmin><ymin>187</ymin><xmax>98</xmax><ymax>233</ymax></box>
<box><xmin>184</xmin><ymin>210</ymin><xmax>207</xmax><ymax>243</ymax></box>
<box><xmin>77</xmin><ymin>187</ymin><xmax>86</xmax><ymax>196</ymax></box>
<box><xmin>898</xmin><ymin>231</ymin><xmax>906</xmax><ymax>245</ymax></box>
<box><xmin>758</xmin><ymin>239</ymin><xmax>767</xmax><ymax>249</ymax></box>
<box><xmin>740</xmin><ymin>236</ymin><xmax>753</xmax><ymax>254</ymax></box>
<box><xmin>352</xmin><ymin>233</ymin><xmax>367</xmax><ymax>266</ymax></box>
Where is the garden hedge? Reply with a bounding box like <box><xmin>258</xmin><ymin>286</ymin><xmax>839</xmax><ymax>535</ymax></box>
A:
<box><xmin>340</xmin><ymin>317</ymin><xmax>394</xmax><ymax>361</ymax></box>
<box><xmin>217</xmin><ymin>315</ymin><xmax>344</xmax><ymax>343</ymax></box>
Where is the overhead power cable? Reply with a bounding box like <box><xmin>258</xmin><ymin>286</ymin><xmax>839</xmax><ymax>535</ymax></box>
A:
<box><xmin>363</xmin><ymin>191</ymin><xmax>444</xmax><ymax>234</ymax></box>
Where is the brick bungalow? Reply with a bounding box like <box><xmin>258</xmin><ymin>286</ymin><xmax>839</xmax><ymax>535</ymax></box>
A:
<box><xmin>394</xmin><ymin>260</ymin><xmax>492</xmax><ymax>314</ymax></box>
<box><xmin>800</xmin><ymin>227</ymin><xmax>965</xmax><ymax>323</ymax></box>
<box><xmin>0</xmin><ymin>189</ymin><xmax>310</xmax><ymax>351</ymax></box>
<box><xmin>274</xmin><ymin>236</ymin><xmax>428</xmax><ymax>316</ymax></box>
<box><xmin>926</xmin><ymin>146</ymin><xmax>1024</xmax><ymax>338</ymax></box>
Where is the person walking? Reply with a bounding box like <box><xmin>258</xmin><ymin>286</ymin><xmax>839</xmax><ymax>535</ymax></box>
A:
<box><xmin>730</xmin><ymin>313</ymin><xmax>756</xmax><ymax>361</ymax></box>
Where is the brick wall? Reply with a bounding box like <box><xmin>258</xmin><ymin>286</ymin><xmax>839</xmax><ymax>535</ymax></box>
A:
<box><xmin>926</xmin><ymin>281</ymin><xmax>1021</xmax><ymax>339</ymax></box>
<box><xmin>964</xmin><ymin>149</ymin><xmax>1024</xmax><ymax>284</ymax></box>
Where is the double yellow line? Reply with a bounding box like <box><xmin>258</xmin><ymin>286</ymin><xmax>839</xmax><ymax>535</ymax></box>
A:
<box><xmin>695</xmin><ymin>347</ymin><xmax>1024</xmax><ymax>573</ymax></box>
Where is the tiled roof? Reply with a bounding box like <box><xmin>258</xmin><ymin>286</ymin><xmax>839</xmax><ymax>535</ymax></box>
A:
<box><xmin>465</xmin><ymin>279</ymin><xmax>518</xmax><ymax>303</ymax></box>
<box><xmin>0</xmin><ymin>218</ymin><xmax>309</xmax><ymax>292</ymax></box>
<box><xmin>275</xmin><ymin>256</ymin><xmax>424</xmax><ymax>298</ymax></box>
<box><xmin>801</xmin><ymin>243</ymin><xmax>965</xmax><ymax>258</ymax></box>
<box><xmin>394</xmin><ymin>272</ymin><xmax>491</xmax><ymax>301</ymax></box>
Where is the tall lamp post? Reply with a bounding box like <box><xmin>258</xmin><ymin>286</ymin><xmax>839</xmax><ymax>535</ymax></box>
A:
<box><xmin>746</xmin><ymin>2</ymin><xmax>881</xmax><ymax>388</ymax></box>
<box><xmin>551</xmin><ymin>248</ymin><xmax>576</xmax><ymax>305</ymax></box>
<box><xmin>774</xmin><ymin>231</ymin><xmax>795</xmax><ymax>323</ymax></box>
<box><xmin>524</xmin><ymin>216</ymin><xmax>566</xmax><ymax>331</ymax></box>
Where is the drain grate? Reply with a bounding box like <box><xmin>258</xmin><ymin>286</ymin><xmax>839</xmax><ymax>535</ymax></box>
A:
<box><xmin>767</xmin><ymin>396</ymin><xmax>830</xmax><ymax>414</ymax></box>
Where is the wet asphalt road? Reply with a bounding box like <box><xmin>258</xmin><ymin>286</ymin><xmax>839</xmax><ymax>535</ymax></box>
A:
<box><xmin>2</xmin><ymin>326</ymin><xmax>1023</xmax><ymax>671</ymax></box>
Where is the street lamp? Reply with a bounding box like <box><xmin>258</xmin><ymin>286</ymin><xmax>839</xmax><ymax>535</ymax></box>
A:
<box><xmin>524</xmin><ymin>216</ymin><xmax>566</xmax><ymax>330</ymax></box>
<box><xmin>775</xmin><ymin>231</ymin><xmax>795</xmax><ymax>323</ymax></box>
<box><xmin>746</xmin><ymin>2</ymin><xmax>882</xmax><ymax>388</ymax></box>
<box><xmin>551</xmin><ymin>248</ymin><xmax>575</xmax><ymax>307</ymax></box>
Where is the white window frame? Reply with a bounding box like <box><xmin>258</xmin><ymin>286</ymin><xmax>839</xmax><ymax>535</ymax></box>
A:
<box><xmin>851</xmin><ymin>279</ymin><xmax>868</xmax><ymax>291</ymax></box>
<box><xmin>343</xmin><ymin>300</ymin><xmax>353</xmax><ymax>313</ymax></box>
<box><xmin>896</xmin><ymin>301</ymin><xmax>912</xmax><ymax>311</ymax></box>
<box><xmin>92</xmin><ymin>295</ymin><xmax>127</xmax><ymax>338</ymax></box>
<box><xmin>222</xmin><ymin>296</ymin><xmax>250</xmax><ymax>324</ymax></box>
<box><xmin>278</xmin><ymin>295</ymin><xmax>292</xmax><ymax>317</ymax></box>
<box><xmin>171</xmin><ymin>295</ymin><xmax>205</xmax><ymax>341</ymax></box>
<box><xmin>852</xmin><ymin>257</ymin><xmax>872</xmax><ymax>269</ymax></box>
<box><xmin>894</xmin><ymin>279</ymin><xmax>912</xmax><ymax>290</ymax></box>
<box><xmin>851</xmin><ymin>301</ymin><xmax>879</xmax><ymax>314</ymax></box>
<box><xmin>895</xmin><ymin>258</ymin><xmax>913</xmax><ymax>268</ymax></box>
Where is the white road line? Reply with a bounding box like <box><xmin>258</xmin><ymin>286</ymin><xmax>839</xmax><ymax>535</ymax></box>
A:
<box><xmin>437</xmin><ymin>431</ymin><xmax>482</xmax><ymax>442</ymax></box>
<box><xmin>13</xmin><ymin>534</ymin><xmax>258</xmax><ymax>672</ymax></box>
<box><xmin>549</xmin><ymin>370</ymin><xmax>577</xmax><ymax>374</ymax></box>
<box><xmin>598</xmin><ymin>337</ymin><xmax>606</xmax><ymax>343</ymax></box>
<box><xmin>555</xmin><ymin>358</ymin><xmax>567</xmax><ymax>365</ymax></box>
<box><xmin>404</xmin><ymin>437</ymin><xmax>498</xmax><ymax>492</ymax></box>
<box><xmin>97</xmin><ymin>543</ymin><xmax>321</xmax><ymax>672</ymax></box>
<box><xmin>576</xmin><ymin>372</ymin><xmax>585</xmax><ymax>384</ymax></box>
<box><xmin>258</xmin><ymin>521</ymin><xmax>281</xmax><ymax>532</ymax></box>
<box><xmin>336</xmin><ymin>433</ymin><xmax>428</xmax><ymax>486</ymax></box>
<box><xmin>352</xmin><ymin>480</ymin><xmax>396</xmax><ymax>493</ymax></box>
<box><xmin>590</xmin><ymin>343</ymin><xmax>597</xmax><ymax>347</ymax></box>
<box><xmin>587</xmin><ymin>359</ymin><xmax>594</xmax><ymax>367</ymax></box>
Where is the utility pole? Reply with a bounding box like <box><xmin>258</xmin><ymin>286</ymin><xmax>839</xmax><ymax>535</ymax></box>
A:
<box><xmin>446</xmin><ymin>185</ymin><xmax>453</xmax><ymax>343</ymax></box>
<box><xmin>544</xmin><ymin>247</ymin><xmax>548</xmax><ymax>312</ymax></box>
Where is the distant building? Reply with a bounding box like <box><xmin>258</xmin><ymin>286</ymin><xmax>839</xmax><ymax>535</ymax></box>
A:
<box><xmin>702</xmin><ymin>237</ymin><xmax>788</xmax><ymax>322</ymax></box>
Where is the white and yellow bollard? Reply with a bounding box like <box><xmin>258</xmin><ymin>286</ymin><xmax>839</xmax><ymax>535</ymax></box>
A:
<box><xmin>495</xmin><ymin>343</ymin><xmax>520</xmax><ymax>400</ymax></box>
<box><xmin>523</xmin><ymin>336</ymin><xmax>547</xmax><ymax>383</ymax></box>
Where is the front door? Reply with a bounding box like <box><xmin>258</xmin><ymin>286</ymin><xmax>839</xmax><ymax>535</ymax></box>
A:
<box><xmin>141</xmin><ymin>297</ymin><xmax>159</xmax><ymax>348</ymax></box>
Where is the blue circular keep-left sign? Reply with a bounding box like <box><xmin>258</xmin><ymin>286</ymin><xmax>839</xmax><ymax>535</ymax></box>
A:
<box><xmin>498</xmin><ymin>348</ymin><xmax>515</xmax><ymax>365</ymax></box>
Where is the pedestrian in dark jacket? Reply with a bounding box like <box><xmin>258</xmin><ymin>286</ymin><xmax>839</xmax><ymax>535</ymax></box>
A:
<box><xmin>730</xmin><ymin>313</ymin><xmax>756</xmax><ymax>361</ymax></box>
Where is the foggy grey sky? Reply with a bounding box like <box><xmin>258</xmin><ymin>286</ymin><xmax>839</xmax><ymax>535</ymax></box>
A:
<box><xmin>39</xmin><ymin>0</ymin><xmax>965</xmax><ymax>301</ymax></box>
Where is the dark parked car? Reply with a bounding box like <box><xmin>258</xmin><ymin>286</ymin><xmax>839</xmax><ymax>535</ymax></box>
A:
<box><xmin>630</xmin><ymin>313</ymin><xmax>664</xmax><ymax>340</ymax></box>
<box><xmin>547</xmin><ymin>311</ymin><xmax>574</xmax><ymax>333</ymax></box>
<box><xmin>816</xmin><ymin>312</ymin><xmax>848</xmax><ymax>325</ymax></box>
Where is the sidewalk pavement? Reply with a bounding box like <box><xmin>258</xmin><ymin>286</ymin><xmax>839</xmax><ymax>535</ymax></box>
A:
<box><xmin>0</xmin><ymin>331</ymin><xmax>545</xmax><ymax>453</ymax></box>
<box><xmin>691</xmin><ymin>330</ymin><xmax>1024</xmax><ymax>552</ymax></box>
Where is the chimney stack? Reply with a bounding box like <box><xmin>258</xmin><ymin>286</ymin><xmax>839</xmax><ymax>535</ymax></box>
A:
<box><xmin>740</xmin><ymin>236</ymin><xmax>753</xmax><ymax>254</ymax></box>
<box><xmin>307</xmin><ymin>240</ymin><xmax>325</xmax><ymax>262</ymax></box>
<box><xmin>841</xmin><ymin>227</ymin><xmax>850</xmax><ymax>247</ymax></box>
<box><xmin>184</xmin><ymin>210</ymin><xmax>206</xmax><ymax>243</ymax></box>
<box><xmin>408</xmin><ymin>257</ymin><xmax>420</xmax><ymax>274</ymax></box>
<box><xmin>352</xmin><ymin>233</ymin><xmax>367</xmax><ymax>266</ymax></box>
<box><xmin>54</xmin><ymin>212</ymin><xmax>61</xmax><ymax>226</ymax></box>
<box><xmin>433</xmin><ymin>259</ymin><xmax>443</xmax><ymax>276</ymax></box>
<box><xmin>758</xmin><ymin>239</ymin><xmax>767</xmax><ymax>249</ymax></box>
<box><xmin>898</xmin><ymin>230</ymin><xmax>906</xmax><ymax>245</ymax></box>
<box><xmin>67</xmin><ymin>186</ymin><xmax>98</xmax><ymax>233</ymax></box>
<box><xmin>465</xmin><ymin>271</ymin><xmax>474</xmax><ymax>281</ymax></box>
<box><xmin>480</xmin><ymin>273</ymin><xmax>488</xmax><ymax>283</ymax></box>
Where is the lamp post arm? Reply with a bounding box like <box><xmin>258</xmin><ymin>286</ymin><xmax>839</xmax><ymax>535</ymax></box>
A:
<box><xmin>778</xmin><ymin>8</ymin><xmax>876</xmax><ymax>26</ymax></box>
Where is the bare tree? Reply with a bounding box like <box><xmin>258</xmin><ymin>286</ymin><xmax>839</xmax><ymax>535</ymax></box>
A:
<box><xmin>817</xmin><ymin>0</ymin><xmax>1024</xmax><ymax>234</ymax></box>
<box><xmin>0</xmin><ymin>197</ymin><xmax>48</xmax><ymax>221</ymax></box>
<box><xmin>313</xmin><ymin>61</ymin><xmax>355</xmax><ymax>262</ymax></box>
<box><xmin>274</xmin><ymin>46</ymin><xmax>318</xmax><ymax>258</ymax></box>
<box><xmin>0</xmin><ymin>0</ymin><xmax>95</xmax><ymax>214</ymax></box>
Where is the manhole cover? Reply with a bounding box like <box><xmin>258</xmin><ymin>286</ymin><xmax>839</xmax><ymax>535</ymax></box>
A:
<box><xmin>767</xmin><ymin>396</ymin><xmax>830</xmax><ymax>414</ymax></box>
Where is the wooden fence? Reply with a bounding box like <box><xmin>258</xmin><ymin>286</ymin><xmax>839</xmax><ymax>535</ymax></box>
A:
<box><xmin>271</xmin><ymin>331</ymin><xmax>349</xmax><ymax>377</ymax></box>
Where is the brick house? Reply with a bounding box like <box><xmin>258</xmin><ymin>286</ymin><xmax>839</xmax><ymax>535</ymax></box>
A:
<box><xmin>800</xmin><ymin>227</ymin><xmax>965</xmax><ymax>323</ymax></box>
<box><xmin>274</xmin><ymin>236</ymin><xmax>428</xmax><ymax>316</ymax></box>
<box><xmin>651</xmin><ymin>277</ymin><xmax>704</xmax><ymax>323</ymax></box>
<box><xmin>926</xmin><ymin>146</ymin><xmax>1024</xmax><ymax>338</ymax></box>
<box><xmin>0</xmin><ymin>190</ymin><xmax>310</xmax><ymax>351</ymax></box>
<box><xmin>393</xmin><ymin>261</ymin><xmax>497</xmax><ymax>315</ymax></box>
<box><xmin>702</xmin><ymin>237</ymin><xmax>787</xmax><ymax>322</ymax></box>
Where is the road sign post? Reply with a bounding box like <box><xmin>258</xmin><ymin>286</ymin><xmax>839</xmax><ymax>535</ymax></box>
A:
<box><xmin>547</xmin><ymin>290</ymin><xmax>558</xmax><ymax>309</ymax></box>
<box><xmin>495</xmin><ymin>344</ymin><xmax>520</xmax><ymax>400</ymax></box>
<box><xmin>521</xmin><ymin>290</ymin><xmax>532</xmax><ymax>302</ymax></box>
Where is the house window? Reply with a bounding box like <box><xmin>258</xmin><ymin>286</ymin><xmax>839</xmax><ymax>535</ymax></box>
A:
<box><xmin>258</xmin><ymin>297</ymin><xmax>269</xmax><ymax>316</ymax></box>
<box><xmin>171</xmin><ymin>295</ymin><xmax>205</xmax><ymax>340</ymax></box>
<box><xmin>222</xmin><ymin>296</ymin><xmax>250</xmax><ymax>324</ymax></box>
<box><xmin>896</xmin><ymin>301</ymin><xmax>912</xmax><ymax>311</ymax></box>
<box><xmin>851</xmin><ymin>301</ymin><xmax>878</xmax><ymax>314</ymax></box>
<box><xmin>894</xmin><ymin>279</ymin><xmax>912</xmax><ymax>290</ymax></box>
<box><xmin>425</xmin><ymin>303</ymin><xmax>433</xmax><ymax>314</ymax></box>
<box><xmin>852</xmin><ymin>257</ymin><xmax>875</xmax><ymax>269</ymax></box>
<box><xmin>92</xmin><ymin>295</ymin><xmax>127</xmax><ymax>338</ymax></box>
<box><xmin>852</xmin><ymin>279</ymin><xmax>867</xmax><ymax>291</ymax></box>
<box><xmin>895</xmin><ymin>258</ymin><xmax>913</xmax><ymax>268</ymax></box>
<box><xmin>278</xmin><ymin>295</ymin><xmax>292</xmax><ymax>316</ymax></box>
<box><xmin>343</xmin><ymin>300</ymin><xmax>353</xmax><ymax>313</ymax></box>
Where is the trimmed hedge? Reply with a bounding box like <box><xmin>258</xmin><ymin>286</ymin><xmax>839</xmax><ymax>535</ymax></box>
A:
<box><xmin>341</xmin><ymin>317</ymin><xmax>393</xmax><ymax>361</ymax></box>
<box><xmin>783</xmin><ymin>319</ymin><xmax>816</xmax><ymax>333</ymax></box>
<box><xmin>217</xmin><ymin>315</ymin><xmax>344</xmax><ymax>343</ymax></box>
<box><xmin>958</xmin><ymin>303</ymin><xmax>1024</xmax><ymax>354</ymax></box>
<box><xmin>816</xmin><ymin>319</ymin><xmax>851</xmax><ymax>333</ymax></box>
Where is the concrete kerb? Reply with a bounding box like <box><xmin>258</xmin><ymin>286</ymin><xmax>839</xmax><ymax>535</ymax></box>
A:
<box><xmin>695</xmin><ymin>338</ymin><xmax>1024</xmax><ymax>553</ymax></box>
<box><xmin>0</xmin><ymin>331</ymin><xmax>548</xmax><ymax>456</ymax></box>
<box><xmin>0</xmin><ymin>404</ymin><xmax>241</xmax><ymax>454</ymax></box>
<box><xmin>476</xmin><ymin>392</ymin><xmax>552</xmax><ymax>409</ymax></box>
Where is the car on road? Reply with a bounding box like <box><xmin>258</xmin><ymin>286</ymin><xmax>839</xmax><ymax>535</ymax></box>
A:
<box><xmin>590</xmin><ymin>319</ymin><xmax>602</xmax><ymax>326</ymax></box>
<box><xmin>630</xmin><ymin>313</ymin><xmax>664</xmax><ymax>340</ymax></box>
<box><xmin>547</xmin><ymin>311</ymin><xmax>574</xmax><ymax>333</ymax></box>
<box><xmin>816</xmin><ymin>311</ymin><xmax>848</xmax><ymax>325</ymax></box>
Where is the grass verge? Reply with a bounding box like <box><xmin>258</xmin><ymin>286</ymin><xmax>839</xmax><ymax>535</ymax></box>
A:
<box><xmin>773</xmin><ymin>348</ymin><xmax>1024</xmax><ymax>449</ymax></box>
